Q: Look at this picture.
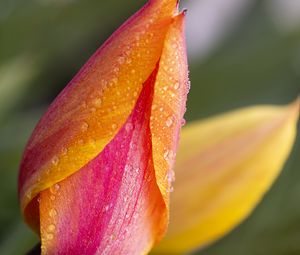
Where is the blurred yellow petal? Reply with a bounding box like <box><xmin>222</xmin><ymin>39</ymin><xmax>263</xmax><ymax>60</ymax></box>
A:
<box><xmin>154</xmin><ymin>99</ymin><xmax>299</xmax><ymax>254</ymax></box>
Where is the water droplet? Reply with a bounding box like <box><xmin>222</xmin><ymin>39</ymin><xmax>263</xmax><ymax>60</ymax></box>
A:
<box><xmin>166</xmin><ymin>116</ymin><xmax>173</xmax><ymax>127</ymax></box>
<box><xmin>41</xmin><ymin>245</ymin><xmax>47</xmax><ymax>253</ymax></box>
<box><xmin>47</xmin><ymin>224</ymin><xmax>56</xmax><ymax>232</ymax></box>
<box><xmin>81</xmin><ymin>122</ymin><xmax>89</xmax><ymax>132</ymax></box>
<box><xmin>170</xmin><ymin>186</ymin><xmax>174</xmax><ymax>192</ymax></box>
<box><xmin>163</xmin><ymin>150</ymin><xmax>169</xmax><ymax>160</ymax></box>
<box><xmin>101</xmin><ymin>80</ymin><xmax>108</xmax><ymax>87</ymax></box>
<box><xmin>174</xmin><ymin>82</ymin><xmax>180</xmax><ymax>90</ymax></box>
<box><xmin>151</xmin><ymin>104</ymin><xmax>157</xmax><ymax>110</ymax></box>
<box><xmin>111</xmin><ymin>77</ymin><xmax>118</xmax><ymax>84</ymax></box>
<box><xmin>168</xmin><ymin>170</ymin><xmax>175</xmax><ymax>183</ymax></box>
<box><xmin>93</xmin><ymin>98</ymin><xmax>102</xmax><ymax>108</ymax></box>
<box><xmin>50</xmin><ymin>195</ymin><xmax>56</xmax><ymax>201</ymax></box>
<box><xmin>125</xmin><ymin>123</ymin><xmax>133</xmax><ymax>132</ymax></box>
<box><xmin>61</xmin><ymin>147</ymin><xmax>68</xmax><ymax>155</ymax></box>
<box><xmin>104</xmin><ymin>204</ymin><xmax>110</xmax><ymax>212</ymax></box>
<box><xmin>187</xmin><ymin>80</ymin><xmax>191</xmax><ymax>91</ymax></box>
<box><xmin>54</xmin><ymin>183</ymin><xmax>60</xmax><ymax>191</ymax></box>
<box><xmin>112</xmin><ymin>124</ymin><xmax>117</xmax><ymax>130</ymax></box>
<box><xmin>118</xmin><ymin>56</ymin><xmax>125</xmax><ymax>64</ymax></box>
<box><xmin>181</xmin><ymin>118</ymin><xmax>186</xmax><ymax>127</ymax></box>
<box><xmin>46</xmin><ymin>233</ymin><xmax>54</xmax><ymax>240</ymax></box>
<box><xmin>125</xmin><ymin>165</ymin><xmax>132</xmax><ymax>172</ymax></box>
<box><xmin>164</xmin><ymin>149</ymin><xmax>176</xmax><ymax>164</ymax></box>
<box><xmin>49</xmin><ymin>208</ymin><xmax>57</xmax><ymax>217</ymax></box>
<box><xmin>51</xmin><ymin>156</ymin><xmax>59</xmax><ymax>166</ymax></box>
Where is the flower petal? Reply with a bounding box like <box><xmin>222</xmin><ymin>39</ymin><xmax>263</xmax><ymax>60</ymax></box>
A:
<box><xmin>150</xmin><ymin>11</ymin><xmax>189</xmax><ymax>208</ymax></box>
<box><xmin>39</xmin><ymin>71</ymin><xmax>167</xmax><ymax>255</ymax></box>
<box><xmin>19</xmin><ymin>0</ymin><xmax>178</xmax><ymax>230</ymax></box>
<box><xmin>154</xmin><ymin>99</ymin><xmax>299</xmax><ymax>254</ymax></box>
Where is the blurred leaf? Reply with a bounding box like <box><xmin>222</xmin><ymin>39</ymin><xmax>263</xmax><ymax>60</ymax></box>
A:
<box><xmin>0</xmin><ymin>56</ymin><xmax>38</xmax><ymax>120</ymax></box>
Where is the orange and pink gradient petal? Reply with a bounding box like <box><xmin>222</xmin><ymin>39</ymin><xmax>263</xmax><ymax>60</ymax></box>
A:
<box><xmin>39</xmin><ymin>74</ymin><xmax>166</xmax><ymax>255</ymax></box>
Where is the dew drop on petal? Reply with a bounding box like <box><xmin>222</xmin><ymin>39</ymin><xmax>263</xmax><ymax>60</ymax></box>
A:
<box><xmin>54</xmin><ymin>183</ymin><xmax>60</xmax><ymax>191</ymax></box>
<box><xmin>163</xmin><ymin>150</ymin><xmax>169</xmax><ymax>160</ymax></box>
<box><xmin>46</xmin><ymin>233</ymin><xmax>54</xmax><ymax>240</ymax></box>
<box><xmin>101</xmin><ymin>80</ymin><xmax>108</xmax><ymax>88</ymax></box>
<box><xmin>49</xmin><ymin>208</ymin><xmax>57</xmax><ymax>217</ymax></box>
<box><xmin>166</xmin><ymin>116</ymin><xmax>173</xmax><ymax>127</ymax></box>
<box><xmin>125</xmin><ymin>165</ymin><xmax>132</xmax><ymax>172</ymax></box>
<box><xmin>170</xmin><ymin>186</ymin><xmax>174</xmax><ymax>192</ymax></box>
<box><xmin>93</xmin><ymin>98</ymin><xmax>102</xmax><ymax>108</ymax></box>
<box><xmin>61</xmin><ymin>147</ymin><xmax>68</xmax><ymax>155</ymax></box>
<box><xmin>118</xmin><ymin>56</ymin><xmax>125</xmax><ymax>64</ymax></box>
<box><xmin>51</xmin><ymin>156</ymin><xmax>59</xmax><ymax>166</ymax></box>
<box><xmin>125</xmin><ymin>123</ymin><xmax>133</xmax><ymax>132</ymax></box>
<box><xmin>47</xmin><ymin>224</ymin><xmax>56</xmax><ymax>232</ymax></box>
<box><xmin>168</xmin><ymin>170</ymin><xmax>175</xmax><ymax>183</ymax></box>
<box><xmin>41</xmin><ymin>245</ymin><xmax>47</xmax><ymax>253</ymax></box>
<box><xmin>81</xmin><ymin>122</ymin><xmax>89</xmax><ymax>132</ymax></box>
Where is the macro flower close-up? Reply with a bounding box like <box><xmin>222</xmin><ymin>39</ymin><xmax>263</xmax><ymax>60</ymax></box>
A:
<box><xmin>0</xmin><ymin>0</ymin><xmax>299</xmax><ymax>255</ymax></box>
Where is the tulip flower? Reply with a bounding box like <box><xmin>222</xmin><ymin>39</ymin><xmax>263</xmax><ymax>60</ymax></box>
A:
<box><xmin>18</xmin><ymin>0</ymin><xmax>299</xmax><ymax>254</ymax></box>
<box><xmin>19</xmin><ymin>0</ymin><xmax>188</xmax><ymax>254</ymax></box>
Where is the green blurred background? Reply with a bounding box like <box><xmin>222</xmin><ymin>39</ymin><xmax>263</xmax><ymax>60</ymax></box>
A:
<box><xmin>0</xmin><ymin>0</ymin><xmax>299</xmax><ymax>254</ymax></box>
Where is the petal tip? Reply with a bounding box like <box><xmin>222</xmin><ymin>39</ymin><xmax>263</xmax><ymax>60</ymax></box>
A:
<box><xmin>288</xmin><ymin>96</ymin><xmax>300</xmax><ymax>121</ymax></box>
<box><xmin>181</xmin><ymin>9</ymin><xmax>188</xmax><ymax>15</ymax></box>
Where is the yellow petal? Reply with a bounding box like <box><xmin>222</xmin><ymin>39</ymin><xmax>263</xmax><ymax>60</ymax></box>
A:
<box><xmin>153</xmin><ymin>99</ymin><xmax>299</xmax><ymax>254</ymax></box>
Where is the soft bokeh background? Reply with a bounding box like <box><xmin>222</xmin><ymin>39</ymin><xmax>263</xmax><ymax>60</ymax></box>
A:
<box><xmin>0</xmin><ymin>0</ymin><xmax>299</xmax><ymax>254</ymax></box>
